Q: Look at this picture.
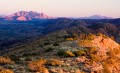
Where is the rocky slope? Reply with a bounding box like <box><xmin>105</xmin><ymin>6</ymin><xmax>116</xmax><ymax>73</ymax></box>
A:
<box><xmin>78</xmin><ymin>34</ymin><xmax>120</xmax><ymax>73</ymax></box>
<box><xmin>0</xmin><ymin>33</ymin><xmax>120</xmax><ymax>73</ymax></box>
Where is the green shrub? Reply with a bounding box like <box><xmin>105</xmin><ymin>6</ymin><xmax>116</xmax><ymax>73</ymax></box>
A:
<box><xmin>57</xmin><ymin>50</ymin><xmax>67</xmax><ymax>57</ymax></box>
<box><xmin>24</xmin><ymin>57</ymin><xmax>32</xmax><ymax>61</ymax></box>
<box><xmin>10</xmin><ymin>55</ymin><xmax>23</xmax><ymax>64</ymax></box>
<box><xmin>23</xmin><ymin>53</ymin><xmax>40</xmax><ymax>57</ymax></box>
<box><xmin>44</xmin><ymin>42</ymin><xmax>50</xmax><ymax>46</ymax></box>
<box><xmin>23</xmin><ymin>53</ymin><xmax>32</xmax><ymax>57</ymax></box>
<box><xmin>53</xmin><ymin>43</ymin><xmax>59</xmax><ymax>46</ymax></box>
<box><xmin>45</xmin><ymin>47</ymin><xmax>54</xmax><ymax>52</ymax></box>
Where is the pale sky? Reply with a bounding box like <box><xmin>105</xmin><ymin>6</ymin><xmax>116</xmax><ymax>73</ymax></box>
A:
<box><xmin>0</xmin><ymin>0</ymin><xmax>120</xmax><ymax>18</ymax></box>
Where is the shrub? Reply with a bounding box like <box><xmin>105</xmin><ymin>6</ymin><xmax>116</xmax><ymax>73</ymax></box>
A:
<box><xmin>45</xmin><ymin>47</ymin><xmax>54</xmax><ymax>52</ymax></box>
<box><xmin>23</xmin><ymin>53</ymin><xmax>32</xmax><ymax>57</ymax></box>
<box><xmin>24</xmin><ymin>57</ymin><xmax>32</xmax><ymax>61</ymax></box>
<box><xmin>9</xmin><ymin>55</ymin><xmax>21</xmax><ymax>63</ymax></box>
<box><xmin>73</xmin><ymin>50</ymin><xmax>86</xmax><ymax>56</ymax></box>
<box><xmin>53</xmin><ymin>43</ymin><xmax>59</xmax><ymax>46</ymax></box>
<box><xmin>28</xmin><ymin>59</ymin><xmax>47</xmax><ymax>72</ymax></box>
<box><xmin>57</xmin><ymin>50</ymin><xmax>67</xmax><ymax>57</ymax></box>
<box><xmin>0</xmin><ymin>67</ymin><xmax>3</xmax><ymax>71</ymax></box>
<box><xmin>47</xmin><ymin>59</ymin><xmax>62</xmax><ymax>66</ymax></box>
<box><xmin>0</xmin><ymin>56</ymin><xmax>14</xmax><ymax>65</ymax></box>
<box><xmin>66</xmin><ymin>51</ymin><xmax>75</xmax><ymax>57</ymax></box>
<box><xmin>44</xmin><ymin>42</ymin><xmax>50</xmax><ymax>46</ymax></box>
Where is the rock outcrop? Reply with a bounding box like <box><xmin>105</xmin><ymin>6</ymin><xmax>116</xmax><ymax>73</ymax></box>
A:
<box><xmin>5</xmin><ymin>11</ymin><xmax>51</xmax><ymax>21</ymax></box>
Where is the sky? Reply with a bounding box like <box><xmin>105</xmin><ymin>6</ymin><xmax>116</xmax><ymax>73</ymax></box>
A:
<box><xmin>0</xmin><ymin>0</ymin><xmax>120</xmax><ymax>18</ymax></box>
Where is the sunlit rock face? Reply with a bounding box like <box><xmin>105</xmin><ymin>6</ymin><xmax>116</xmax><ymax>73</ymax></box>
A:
<box><xmin>78</xmin><ymin>34</ymin><xmax>120</xmax><ymax>73</ymax></box>
<box><xmin>16</xmin><ymin>16</ymin><xmax>27</xmax><ymax>21</ymax></box>
<box><xmin>5</xmin><ymin>11</ymin><xmax>51</xmax><ymax>21</ymax></box>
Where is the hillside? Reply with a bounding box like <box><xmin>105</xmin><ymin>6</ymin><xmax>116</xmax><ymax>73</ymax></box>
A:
<box><xmin>0</xmin><ymin>33</ymin><xmax>120</xmax><ymax>73</ymax></box>
<box><xmin>1</xmin><ymin>18</ymin><xmax>120</xmax><ymax>50</ymax></box>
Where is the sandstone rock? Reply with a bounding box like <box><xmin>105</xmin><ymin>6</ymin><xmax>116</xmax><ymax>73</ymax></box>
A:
<box><xmin>76</xmin><ymin>56</ymin><xmax>86</xmax><ymax>62</ymax></box>
<box><xmin>43</xmin><ymin>68</ymin><xmax>49</xmax><ymax>73</ymax></box>
<box><xmin>58</xmin><ymin>68</ymin><xmax>63</xmax><ymax>73</ymax></box>
<box><xmin>70</xmin><ymin>69</ymin><xmax>74</xmax><ymax>73</ymax></box>
<box><xmin>50</xmin><ymin>68</ymin><xmax>57</xmax><ymax>73</ymax></box>
<box><xmin>75</xmin><ymin>69</ymin><xmax>81</xmax><ymax>73</ymax></box>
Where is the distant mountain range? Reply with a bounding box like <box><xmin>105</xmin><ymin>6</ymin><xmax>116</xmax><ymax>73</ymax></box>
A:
<box><xmin>80</xmin><ymin>15</ymin><xmax>112</xmax><ymax>19</ymax></box>
<box><xmin>0</xmin><ymin>11</ymin><xmax>51</xmax><ymax>21</ymax></box>
<box><xmin>0</xmin><ymin>11</ymin><xmax>114</xmax><ymax>21</ymax></box>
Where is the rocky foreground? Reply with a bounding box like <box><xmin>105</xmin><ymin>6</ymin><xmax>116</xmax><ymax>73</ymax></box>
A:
<box><xmin>0</xmin><ymin>34</ymin><xmax>120</xmax><ymax>73</ymax></box>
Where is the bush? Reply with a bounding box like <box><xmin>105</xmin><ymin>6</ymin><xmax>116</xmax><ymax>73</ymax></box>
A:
<box><xmin>23</xmin><ymin>53</ymin><xmax>32</xmax><ymax>57</ymax></box>
<box><xmin>44</xmin><ymin>42</ymin><xmax>50</xmax><ymax>46</ymax></box>
<box><xmin>28</xmin><ymin>59</ymin><xmax>47</xmax><ymax>72</ymax></box>
<box><xmin>47</xmin><ymin>59</ymin><xmax>62</xmax><ymax>66</ymax></box>
<box><xmin>53</xmin><ymin>43</ymin><xmax>59</xmax><ymax>46</ymax></box>
<box><xmin>24</xmin><ymin>57</ymin><xmax>32</xmax><ymax>61</ymax></box>
<box><xmin>45</xmin><ymin>47</ymin><xmax>54</xmax><ymax>52</ymax></box>
<box><xmin>57</xmin><ymin>50</ymin><xmax>67</xmax><ymax>57</ymax></box>
<box><xmin>73</xmin><ymin>50</ymin><xmax>86</xmax><ymax>56</ymax></box>
<box><xmin>9</xmin><ymin>55</ymin><xmax>21</xmax><ymax>63</ymax></box>
<box><xmin>66</xmin><ymin>51</ymin><xmax>75</xmax><ymax>57</ymax></box>
<box><xmin>0</xmin><ymin>56</ymin><xmax>14</xmax><ymax>65</ymax></box>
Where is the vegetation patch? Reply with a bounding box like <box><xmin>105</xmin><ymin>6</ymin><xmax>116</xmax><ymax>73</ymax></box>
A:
<box><xmin>45</xmin><ymin>47</ymin><xmax>54</xmax><ymax>52</ymax></box>
<box><xmin>57</xmin><ymin>49</ymin><xmax>67</xmax><ymax>57</ymax></box>
<box><xmin>0</xmin><ymin>56</ymin><xmax>14</xmax><ymax>65</ymax></box>
<box><xmin>28</xmin><ymin>59</ymin><xmax>47</xmax><ymax>72</ymax></box>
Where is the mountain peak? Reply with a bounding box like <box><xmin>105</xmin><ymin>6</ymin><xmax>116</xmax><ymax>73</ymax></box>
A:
<box><xmin>5</xmin><ymin>11</ymin><xmax>51</xmax><ymax>21</ymax></box>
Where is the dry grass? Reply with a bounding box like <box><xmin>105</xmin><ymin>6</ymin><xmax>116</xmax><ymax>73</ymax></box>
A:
<box><xmin>28</xmin><ymin>59</ymin><xmax>47</xmax><ymax>72</ymax></box>
<box><xmin>66</xmin><ymin>51</ymin><xmax>75</xmax><ymax>57</ymax></box>
<box><xmin>0</xmin><ymin>69</ymin><xmax>14</xmax><ymax>73</ymax></box>
<box><xmin>0</xmin><ymin>56</ymin><xmax>14</xmax><ymax>65</ymax></box>
<box><xmin>66</xmin><ymin>38</ymin><xmax>74</xmax><ymax>41</ymax></box>
<box><xmin>0</xmin><ymin>68</ymin><xmax>14</xmax><ymax>73</ymax></box>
